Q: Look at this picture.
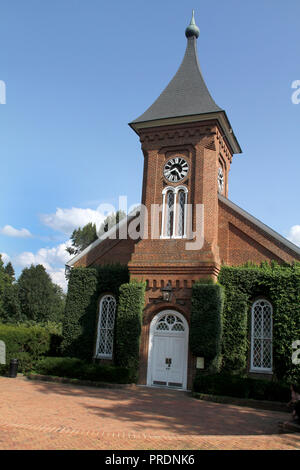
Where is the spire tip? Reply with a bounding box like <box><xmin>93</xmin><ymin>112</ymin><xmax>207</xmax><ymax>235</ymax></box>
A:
<box><xmin>185</xmin><ymin>10</ymin><xmax>200</xmax><ymax>39</ymax></box>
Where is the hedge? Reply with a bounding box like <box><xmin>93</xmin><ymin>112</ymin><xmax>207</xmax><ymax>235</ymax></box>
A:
<box><xmin>114</xmin><ymin>281</ymin><xmax>145</xmax><ymax>376</ymax></box>
<box><xmin>190</xmin><ymin>282</ymin><xmax>224</xmax><ymax>371</ymax></box>
<box><xmin>61</xmin><ymin>264</ymin><xmax>129</xmax><ymax>360</ymax></box>
<box><xmin>0</xmin><ymin>323</ymin><xmax>51</xmax><ymax>374</ymax></box>
<box><xmin>193</xmin><ymin>371</ymin><xmax>291</xmax><ymax>402</ymax></box>
<box><xmin>218</xmin><ymin>262</ymin><xmax>300</xmax><ymax>382</ymax></box>
<box><xmin>32</xmin><ymin>356</ymin><xmax>134</xmax><ymax>383</ymax></box>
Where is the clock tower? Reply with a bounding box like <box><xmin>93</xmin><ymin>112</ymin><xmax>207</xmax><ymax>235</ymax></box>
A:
<box><xmin>128</xmin><ymin>12</ymin><xmax>241</xmax><ymax>286</ymax></box>
<box><xmin>66</xmin><ymin>12</ymin><xmax>300</xmax><ymax>391</ymax></box>
<box><xmin>128</xmin><ymin>12</ymin><xmax>241</xmax><ymax>387</ymax></box>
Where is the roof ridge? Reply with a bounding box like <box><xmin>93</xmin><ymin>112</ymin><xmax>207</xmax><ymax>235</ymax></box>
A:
<box><xmin>219</xmin><ymin>194</ymin><xmax>300</xmax><ymax>256</ymax></box>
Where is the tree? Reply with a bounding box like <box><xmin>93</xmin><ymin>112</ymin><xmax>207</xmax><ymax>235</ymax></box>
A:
<box><xmin>0</xmin><ymin>257</ymin><xmax>21</xmax><ymax>323</ymax></box>
<box><xmin>18</xmin><ymin>264</ymin><xmax>65</xmax><ymax>323</ymax></box>
<box><xmin>66</xmin><ymin>211</ymin><xmax>127</xmax><ymax>256</ymax></box>
<box><xmin>2</xmin><ymin>283</ymin><xmax>22</xmax><ymax>323</ymax></box>
<box><xmin>49</xmin><ymin>284</ymin><xmax>66</xmax><ymax>323</ymax></box>
<box><xmin>98</xmin><ymin>210</ymin><xmax>126</xmax><ymax>237</ymax></box>
<box><xmin>0</xmin><ymin>254</ymin><xmax>6</xmax><ymax>318</ymax></box>
<box><xmin>4</xmin><ymin>262</ymin><xmax>15</xmax><ymax>282</ymax></box>
<box><xmin>66</xmin><ymin>222</ymin><xmax>97</xmax><ymax>256</ymax></box>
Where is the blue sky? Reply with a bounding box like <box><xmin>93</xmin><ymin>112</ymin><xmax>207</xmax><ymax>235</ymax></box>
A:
<box><xmin>0</xmin><ymin>0</ymin><xmax>300</xmax><ymax>290</ymax></box>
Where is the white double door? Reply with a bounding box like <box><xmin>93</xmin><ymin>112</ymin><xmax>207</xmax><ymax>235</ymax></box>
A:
<box><xmin>151</xmin><ymin>334</ymin><xmax>186</xmax><ymax>388</ymax></box>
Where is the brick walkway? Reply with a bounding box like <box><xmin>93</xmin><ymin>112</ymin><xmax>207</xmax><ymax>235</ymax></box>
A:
<box><xmin>0</xmin><ymin>376</ymin><xmax>299</xmax><ymax>450</ymax></box>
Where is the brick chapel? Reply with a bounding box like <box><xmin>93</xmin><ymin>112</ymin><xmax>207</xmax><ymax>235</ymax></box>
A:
<box><xmin>66</xmin><ymin>13</ymin><xmax>300</xmax><ymax>390</ymax></box>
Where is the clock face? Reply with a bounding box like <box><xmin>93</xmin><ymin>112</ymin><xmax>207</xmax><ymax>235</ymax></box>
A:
<box><xmin>164</xmin><ymin>157</ymin><xmax>189</xmax><ymax>183</ymax></box>
<box><xmin>218</xmin><ymin>167</ymin><xmax>224</xmax><ymax>193</ymax></box>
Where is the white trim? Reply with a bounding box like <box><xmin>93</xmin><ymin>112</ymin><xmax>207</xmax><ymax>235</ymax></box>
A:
<box><xmin>162</xmin><ymin>185</ymin><xmax>188</xmax><ymax>195</ymax></box>
<box><xmin>218</xmin><ymin>194</ymin><xmax>300</xmax><ymax>257</ymax></box>
<box><xmin>146</xmin><ymin>310</ymin><xmax>189</xmax><ymax>390</ymax></box>
<box><xmin>250</xmin><ymin>299</ymin><xmax>273</xmax><ymax>373</ymax></box>
<box><xmin>161</xmin><ymin>186</ymin><xmax>189</xmax><ymax>239</ymax></box>
<box><xmin>95</xmin><ymin>294</ymin><xmax>117</xmax><ymax>360</ymax></box>
<box><xmin>176</xmin><ymin>188</ymin><xmax>188</xmax><ymax>237</ymax></box>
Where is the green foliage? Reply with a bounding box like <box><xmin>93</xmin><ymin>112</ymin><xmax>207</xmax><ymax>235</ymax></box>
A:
<box><xmin>18</xmin><ymin>264</ymin><xmax>65</xmax><ymax>323</ymax></box>
<box><xmin>4</xmin><ymin>262</ymin><xmax>15</xmax><ymax>282</ymax></box>
<box><xmin>193</xmin><ymin>372</ymin><xmax>290</xmax><ymax>402</ymax></box>
<box><xmin>66</xmin><ymin>222</ymin><xmax>98</xmax><ymax>256</ymax></box>
<box><xmin>98</xmin><ymin>210</ymin><xmax>126</xmax><ymax>237</ymax></box>
<box><xmin>0</xmin><ymin>256</ymin><xmax>21</xmax><ymax>322</ymax></box>
<box><xmin>114</xmin><ymin>281</ymin><xmax>146</xmax><ymax>376</ymax></box>
<box><xmin>221</xmin><ymin>288</ymin><xmax>248</xmax><ymax>372</ymax></box>
<box><xmin>218</xmin><ymin>263</ymin><xmax>300</xmax><ymax>382</ymax></box>
<box><xmin>0</xmin><ymin>323</ymin><xmax>51</xmax><ymax>374</ymax></box>
<box><xmin>32</xmin><ymin>356</ymin><xmax>134</xmax><ymax>383</ymax></box>
<box><xmin>61</xmin><ymin>264</ymin><xmax>129</xmax><ymax>360</ymax></box>
<box><xmin>0</xmin><ymin>255</ymin><xmax>8</xmax><ymax>317</ymax></box>
<box><xmin>50</xmin><ymin>284</ymin><xmax>66</xmax><ymax>322</ymax></box>
<box><xmin>1</xmin><ymin>283</ymin><xmax>22</xmax><ymax>323</ymax></box>
<box><xmin>190</xmin><ymin>283</ymin><xmax>224</xmax><ymax>371</ymax></box>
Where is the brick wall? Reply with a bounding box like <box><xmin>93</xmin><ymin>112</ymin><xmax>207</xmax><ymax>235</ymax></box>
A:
<box><xmin>72</xmin><ymin>118</ymin><xmax>299</xmax><ymax>389</ymax></box>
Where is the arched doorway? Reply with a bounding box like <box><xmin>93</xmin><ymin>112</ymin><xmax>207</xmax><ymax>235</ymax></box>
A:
<box><xmin>147</xmin><ymin>310</ymin><xmax>189</xmax><ymax>389</ymax></box>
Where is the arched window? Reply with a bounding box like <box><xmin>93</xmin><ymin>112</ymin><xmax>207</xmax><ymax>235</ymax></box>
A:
<box><xmin>166</xmin><ymin>190</ymin><xmax>175</xmax><ymax>237</ymax></box>
<box><xmin>250</xmin><ymin>299</ymin><xmax>273</xmax><ymax>372</ymax></box>
<box><xmin>155</xmin><ymin>313</ymin><xmax>185</xmax><ymax>332</ymax></box>
<box><xmin>161</xmin><ymin>186</ymin><xmax>188</xmax><ymax>238</ymax></box>
<box><xmin>177</xmin><ymin>189</ymin><xmax>187</xmax><ymax>237</ymax></box>
<box><xmin>95</xmin><ymin>295</ymin><xmax>116</xmax><ymax>359</ymax></box>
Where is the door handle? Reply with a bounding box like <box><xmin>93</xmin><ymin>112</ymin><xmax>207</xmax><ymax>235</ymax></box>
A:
<box><xmin>165</xmin><ymin>358</ymin><xmax>172</xmax><ymax>369</ymax></box>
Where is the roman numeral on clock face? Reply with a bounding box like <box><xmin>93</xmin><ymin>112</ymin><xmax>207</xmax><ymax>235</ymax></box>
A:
<box><xmin>163</xmin><ymin>156</ymin><xmax>189</xmax><ymax>182</ymax></box>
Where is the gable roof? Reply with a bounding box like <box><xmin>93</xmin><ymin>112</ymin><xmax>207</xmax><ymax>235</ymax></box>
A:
<box><xmin>66</xmin><ymin>207</ymin><xmax>141</xmax><ymax>268</ymax></box>
<box><xmin>219</xmin><ymin>194</ymin><xmax>300</xmax><ymax>257</ymax></box>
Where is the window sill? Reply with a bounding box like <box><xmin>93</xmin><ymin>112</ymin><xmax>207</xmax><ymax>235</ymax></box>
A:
<box><xmin>160</xmin><ymin>235</ymin><xmax>187</xmax><ymax>240</ymax></box>
<box><xmin>249</xmin><ymin>369</ymin><xmax>273</xmax><ymax>375</ymax></box>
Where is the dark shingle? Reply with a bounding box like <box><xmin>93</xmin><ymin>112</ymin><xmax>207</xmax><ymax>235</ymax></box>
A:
<box><xmin>131</xmin><ymin>36</ymin><xmax>222</xmax><ymax>124</ymax></box>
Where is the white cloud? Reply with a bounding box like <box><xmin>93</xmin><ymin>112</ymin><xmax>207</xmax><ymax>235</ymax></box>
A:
<box><xmin>0</xmin><ymin>225</ymin><xmax>32</xmax><ymax>238</ymax></box>
<box><xmin>0</xmin><ymin>252</ymin><xmax>10</xmax><ymax>264</ymax></box>
<box><xmin>13</xmin><ymin>241</ymin><xmax>72</xmax><ymax>292</ymax></box>
<box><xmin>14</xmin><ymin>251</ymin><xmax>37</xmax><ymax>268</ymax></box>
<box><xmin>40</xmin><ymin>207</ymin><xmax>106</xmax><ymax>236</ymax></box>
<box><xmin>49</xmin><ymin>268</ymin><xmax>68</xmax><ymax>292</ymax></box>
<box><xmin>288</xmin><ymin>225</ymin><xmax>300</xmax><ymax>247</ymax></box>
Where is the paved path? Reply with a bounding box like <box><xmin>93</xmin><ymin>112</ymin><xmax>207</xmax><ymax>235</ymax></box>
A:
<box><xmin>0</xmin><ymin>377</ymin><xmax>299</xmax><ymax>450</ymax></box>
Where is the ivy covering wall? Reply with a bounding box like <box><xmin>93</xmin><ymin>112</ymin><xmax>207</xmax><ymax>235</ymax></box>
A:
<box><xmin>114</xmin><ymin>281</ymin><xmax>146</xmax><ymax>376</ymax></box>
<box><xmin>61</xmin><ymin>265</ymin><xmax>129</xmax><ymax>360</ymax></box>
<box><xmin>190</xmin><ymin>282</ymin><xmax>225</xmax><ymax>372</ymax></box>
<box><xmin>218</xmin><ymin>262</ymin><xmax>300</xmax><ymax>383</ymax></box>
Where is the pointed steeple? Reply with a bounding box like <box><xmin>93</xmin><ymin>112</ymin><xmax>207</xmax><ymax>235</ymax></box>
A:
<box><xmin>130</xmin><ymin>12</ymin><xmax>221</xmax><ymax>123</ymax></box>
<box><xmin>130</xmin><ymin>12</ymin><xmax>241</xmax><ymax>154</ymax></box>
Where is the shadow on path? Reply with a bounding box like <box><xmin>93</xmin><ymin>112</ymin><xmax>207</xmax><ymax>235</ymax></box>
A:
<box><xmin>20</xmin><ymin>379</ymin><xmax>287</xmax><ymax>436</ymax></box>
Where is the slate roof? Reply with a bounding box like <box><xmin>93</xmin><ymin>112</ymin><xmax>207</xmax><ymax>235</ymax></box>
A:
<box><xmin>131</xmin><ymin>35</ymin><xmax>223</xmax><ymax>124</ymax></box>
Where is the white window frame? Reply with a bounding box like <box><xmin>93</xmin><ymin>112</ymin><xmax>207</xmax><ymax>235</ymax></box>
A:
<box><xmin>161</xmin><ymin>185</ymin><xmax>188</xmax><ymax>239</ymax></box>
<box><xmin>95</xmin><ymin>294</ymin><xmax>117</xmax><ymax>359</ymax></box>
<box><xmin>250</xmin><ymin>299</ymin><xmax>273</xmax><ymax>373</ymax></box>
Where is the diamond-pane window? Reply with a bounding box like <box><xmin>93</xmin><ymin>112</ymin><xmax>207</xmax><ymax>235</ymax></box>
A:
<box><xmin>250</xmin><ymin>299</ymin><xmax>273</xmax><ymax>372</ymax></box>
<box><xmin>166</xmin><ymin>191</ymin><xmax>175</xmax><ymax>237</ymax></box>
<box><xmin>161</xmin><ymin>186</ymin><xmax>188</xmax><ymax>238</ymax></box>
<box><xmin>95</xmin><ymin>295</ymin><xmax>116</xmax><ymax>359</ymax></box>
<box><xmin>177</xmin><ymin>190</ymin><xmax>186</xmax><ymax>237</ymax></box>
